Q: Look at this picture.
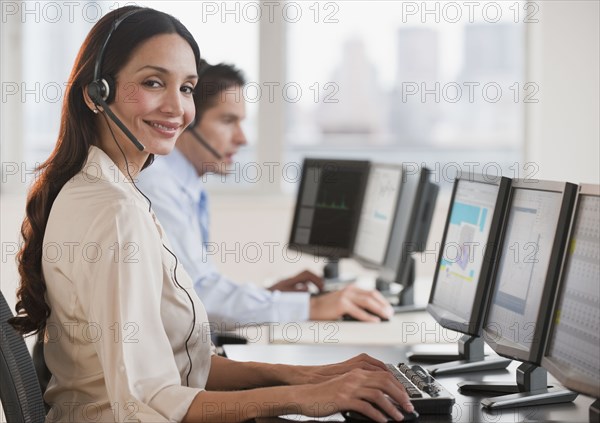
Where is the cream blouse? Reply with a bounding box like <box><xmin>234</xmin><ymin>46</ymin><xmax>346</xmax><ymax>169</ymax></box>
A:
<box><xmin>42</xmin><ymin>146</ymin><xmax>213</xmax><ymax>422</ymax></box>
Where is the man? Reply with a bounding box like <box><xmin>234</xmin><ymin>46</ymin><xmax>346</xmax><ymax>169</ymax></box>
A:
<box><xmin>138</xmin><ymin>61</ymin><xmax>393</xmax><ymax>328</ymax></box>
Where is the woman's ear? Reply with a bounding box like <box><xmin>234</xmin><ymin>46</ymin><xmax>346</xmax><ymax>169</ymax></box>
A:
<box><xmin>82</xmin><ymin>86</ymin><xmax>102</xmax><ymax>114</ymax></box>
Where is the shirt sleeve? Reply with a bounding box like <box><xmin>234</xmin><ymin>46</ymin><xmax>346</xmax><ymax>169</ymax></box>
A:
<box><xmin>195</xmin><ymin>272</ymin><xmax>311</xmax><ymax>329</ymax></box>
<box><xmin>76</xmin><ymin>201</ymin><xmax>202</xmax><ymax>422</ymax></box>
<box><xmin>137</xmin><ymin>170</ymin><xmax>311</xmax><ymax>329</ymax></box>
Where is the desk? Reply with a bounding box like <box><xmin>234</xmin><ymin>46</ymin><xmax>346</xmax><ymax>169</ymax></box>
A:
<box><xmin>223</xmin><ymin>344</ymin><xmax>594</xmax><ymax>422</ymax></box>
<box><xmin>232</xmin><ymin>276</ymin><xmax>444</xmax><ymax>346</ymax></box>
<box><xmin>231</xmin><ymin>311</ymin><xmax>454</xmax><ymax>346</ymax></box>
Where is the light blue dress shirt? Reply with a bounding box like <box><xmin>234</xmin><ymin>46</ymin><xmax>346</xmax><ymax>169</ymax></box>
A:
<box><xmin>137</xmin><ymin>148</ymin><xmax>310</xmax><ymax>328</ymax></box>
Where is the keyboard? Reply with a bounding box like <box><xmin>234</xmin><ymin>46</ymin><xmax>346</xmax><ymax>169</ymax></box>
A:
<box><xmin>386</xmin><ymin>363</ymin><xmax>455</xmax><ymax>414</ymax></box>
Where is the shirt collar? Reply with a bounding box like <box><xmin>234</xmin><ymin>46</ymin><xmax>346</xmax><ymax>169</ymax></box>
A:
<box><xmin>158</xmin><ymin>146</ymin><xmax>205</xmax><ymax>204</ymax></box>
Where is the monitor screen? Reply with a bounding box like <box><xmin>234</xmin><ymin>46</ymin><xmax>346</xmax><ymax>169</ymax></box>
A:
<box><xmin>542</xmin><ymin>185</ymin><xmax>600</xmax><ymax>399</ymax></box>
<box><xmin>428</xmin><ymin>175</ymin><xmax>510</xmax><ymax>335</ymax></box>
<box><xmin>484</xmin><ymin>181</ymin><xmax>576</xmax><ymax>363</ymax></box>
<box><xmin>353</xmin><ymin>164</ymin><xmax>403</xmax><ymax>267</ymax></box>
<box><xmin>376</xmin><ymin>166</ymin><xmax>438</xmax><ymax>287</ymax></box>
<box><xmin>288</xmin><ymin>159</ymin><xmax>370</xmax><ymax>258</ymax></box>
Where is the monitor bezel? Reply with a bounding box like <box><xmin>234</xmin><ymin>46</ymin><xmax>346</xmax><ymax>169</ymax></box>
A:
<box><xmin>427</xmin><ymin>173</ymin><xmax>512</xmax><ymax>337</ymax></box>
<box><xmin>352</xmin><ymin>162</ymin><xmax>405</xmax><ymax>269</ymax></box>
<box><xmin>541</xmin><ymin>183</ymin><xmax>600</xmax><ymax>399</ymax></box>
<box><xmin>287</xmin><ymin>158</ymin><xmax>371</xmax><ymax>259</ymax></box>
<box><xmin>403</xmin><ymin>167</ymin><xmax>434</xmax><ymax>251</ymax></box>
<box><xmin>375</xmin><ymin>166</ymin><xmax>434</xmax><ymax>287</ymax></box>
<box><xmin>482</xmin><ymin>179</ymin><xmax>578</xmax><ymax>365</ymax></box>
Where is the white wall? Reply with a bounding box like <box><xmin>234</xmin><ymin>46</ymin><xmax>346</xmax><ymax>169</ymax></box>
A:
<box><xmin>0</xmin><ymin>9</ymin><xmax>24</xmax><ymax>194</ymax></box>
<box><xmin>526</xmin><ymin>0</ymin><xmax>600</xmax><ymax>184</ymax></box>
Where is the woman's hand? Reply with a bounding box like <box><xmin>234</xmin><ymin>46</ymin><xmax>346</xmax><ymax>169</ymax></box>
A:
<box><xmin>191</xmin><ymin>354</ymin><xmax>412</xmax><ymax>422</ymax></box>
<box><xmin>294</xmin><ymin>368</ymin><xmax>414</xmax><ymax>423</ymax></box>
<box><xmin>185</xmin><ymin>366</ymin><xmax>414</xmax><ymax>423</ymax></box>
<box><xmin>208</xmin><ymin>353</ymin><xmax>388</xmax><ymax>391</ymax></box>
<box><xmin>287</xmin><ymin>353</ymin><xmax>390</xmax><ymax>385</ymax></box>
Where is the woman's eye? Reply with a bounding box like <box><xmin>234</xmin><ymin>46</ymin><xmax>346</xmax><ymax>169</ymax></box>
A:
<box><xmin>143</xmin><ymin>80</ymin><xmax>162</xmax><ymax>88</ymax></box>
<box><xmin>181</xmin><ymin>85</ymin><xmax>194</xmax><ymax>94</ymax></box>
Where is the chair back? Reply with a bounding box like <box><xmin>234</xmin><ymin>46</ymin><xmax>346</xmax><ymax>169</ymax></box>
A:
<box><xmin>0</xmin><ymin>291</ymin><xmax>46</xmax><ymax>423</ymax></box>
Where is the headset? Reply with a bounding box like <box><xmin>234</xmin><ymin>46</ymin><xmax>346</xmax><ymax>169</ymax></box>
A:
<box><xmin>185</xmin><ymin>62</ymin><xmax>223</xmax><ymax>160</ymax></box>
<box><xmin>87</xmin><ymin>8</ymin><xmax>145</xmax><ymax>151</ymax></box>
<box><xmin>186</xmin><ymin>122</ymin><xmax>223</xmax><ymax>160</ymax></box>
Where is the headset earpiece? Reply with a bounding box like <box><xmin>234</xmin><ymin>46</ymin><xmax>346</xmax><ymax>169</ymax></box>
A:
<box><xmin>88</xmin><ymin>76</ymin><xmax>115</xmax><ymax>105</ymax></box>
<box><xmin>87</xmin><ymin>80</ymin><xmax>104</xmax><ymax>105</ymax></box>
<box><xmin>102</xmin><ymin>75</ymin><xmax>116</xmax><ymax>103</ymax></box>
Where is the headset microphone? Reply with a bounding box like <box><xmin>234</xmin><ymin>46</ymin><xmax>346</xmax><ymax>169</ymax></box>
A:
<box><xmin>187</xmin><ymin>126</ymin><xmax>223</xmax><ymax>160</ymax></box>
<box><xmin>87</xmin><ymin>8</ymin><xmax>145</xmax><ymax>152</ymax></box>
<box><xmin>88</xmin><ymin>88</ymin><xmax>145</xmax><ymax>151</ymax></box>
<box><xmin>186</xmin><ymin>61</ymin><xmax>223</xmax><ymax>161</ymax></box>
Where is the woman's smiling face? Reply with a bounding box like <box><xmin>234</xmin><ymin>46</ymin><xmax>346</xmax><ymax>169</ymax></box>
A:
<box><xmin>108</xmin><ymin>33</ymin><xmax>198</xmax><ymax>156</ymax></box>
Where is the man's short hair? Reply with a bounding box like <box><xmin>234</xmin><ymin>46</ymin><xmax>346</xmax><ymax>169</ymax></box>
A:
<box><xmin>193</xmin><ymin>60</ymin><xmax>246</xmax><ymax>122</ymax></box>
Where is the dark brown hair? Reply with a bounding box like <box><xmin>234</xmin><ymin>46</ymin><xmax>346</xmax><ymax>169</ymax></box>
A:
<box><xmin>10</xmin><ymin>6</ymin><xmax>201</xmax><ymax>335</ymax></box>
<box><xmin>192</xmin><ymin>60</ymin><xmax>246</xmax><ymax>125</ymax></box>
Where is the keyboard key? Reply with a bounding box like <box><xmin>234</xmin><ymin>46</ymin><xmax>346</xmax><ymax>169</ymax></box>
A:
<box><xmin>385</xmin><ymin>363</ymin><xmax>455</xmax><ymax>414</ymax></box>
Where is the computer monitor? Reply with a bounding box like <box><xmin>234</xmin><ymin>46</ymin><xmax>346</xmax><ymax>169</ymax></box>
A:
<box><xmin>288</xmin><ymin>158</ymin><xmax>371</xmax><ymax>280</ymax></box>
<box><xmin>408</xmin><ymin>173</ymin><xmax>512</xmax><ymax>375</ymax></box>
<box><xmin>374</xmin><ymin>165</ymin><xmax>439</xmax><ymax>310</ymax></box>
<box><xmin>542</xmin><ymin>184</ymin><xmax>600</xmax><ymax>422</ymax></box>
<box><xmin>459</xmin><ymin>179</ymin><xmax>578</xmax><ymax>409</ymax></box>
<box><xmin>353</xmin><ymin>163</ymin><xmax>404</xmax><ymax>268</ymax></box>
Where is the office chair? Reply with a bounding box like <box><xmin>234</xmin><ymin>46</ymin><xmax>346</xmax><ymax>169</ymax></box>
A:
<box><xmin>0</xmin><ymin>291</ymin><xmax>46</xmax><ymax>423</ymax></box>
<box><xmin>32</xmin><ymin>335</ymin><xmax>51</xmax><ymax>395</ymax></box>
<box><xmin>211</xmin><ymin>331</ymin><xmax>247</xmax><ymax>357</ymax></box>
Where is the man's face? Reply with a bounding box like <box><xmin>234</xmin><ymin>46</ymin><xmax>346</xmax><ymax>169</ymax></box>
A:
<box><xmin>187</xmin><ymin>85</ymin><xmax>247</xmax><ymax>175</ymax></box>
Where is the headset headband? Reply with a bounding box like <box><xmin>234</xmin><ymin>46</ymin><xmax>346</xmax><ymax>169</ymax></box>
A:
<box><xmin>93</xmin><ymin>8</ymin><xmax>142</xmax><ymax>86</ymax></box>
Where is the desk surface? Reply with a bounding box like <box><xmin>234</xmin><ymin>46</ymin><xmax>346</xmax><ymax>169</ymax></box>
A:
<box><xmin>223</xmin><ymin>344</ymin><xmax>594</xmax><ymax>423</ymax></box>
<box><xmin>232</xmin><ymin>310</ymin><xmax>452</xmax><ymax>346</ymax></box>
<box><xmin>232</xmin><ymin>277</ymin><xmax>444</xmax><ymax>346</ymax></box>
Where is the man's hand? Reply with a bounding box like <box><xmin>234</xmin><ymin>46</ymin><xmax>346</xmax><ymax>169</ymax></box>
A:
<box><xmin>268</xmin><ymin>270</ymin><xmax>325</xmax><ymax>292</ymax></box>
<box><xmin>309</xmin><ymin>285</ymin><xmax>393</xmax><ymax>322</ymax></box>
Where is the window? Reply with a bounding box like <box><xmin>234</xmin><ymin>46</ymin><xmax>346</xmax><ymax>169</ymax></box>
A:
<box><xmin>14</xmin><ymin>1</ymin><xmax>529</xmax><ymax>193</ymax></box>
<box><xmin>20</xmin><ymin>5</ymin><xmax>91</xmax><ymax>165</ymax></box>
<box><xmin>138</xmin><ymin>1</ymin><xmax>259</xmax><ymax>162</ymax></box>
<box><xmin>285</xmin><ymin>1</ymin><xmax>528</xmax><ymax>188</ymax></box>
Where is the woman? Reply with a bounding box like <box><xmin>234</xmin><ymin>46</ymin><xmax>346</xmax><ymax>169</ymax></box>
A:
<box><xmin>10</xmin><ymin>6</ymin><xmax>413</xmax><ymax>422</ymax></box>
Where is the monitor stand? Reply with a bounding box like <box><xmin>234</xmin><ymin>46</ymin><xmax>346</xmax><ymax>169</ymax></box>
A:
<box><xmin>378</xmin><ymin>257</ymin><xmax>425</xmax><ymax>313</ymax></box>
<box><xmin>458</xmin><ymin>363</ymin><xmax>578</xmax><ymax>409</ymax></box>
<box><xmin>407</xmin><ymin>335</ymin><xmax>512</xmax><ymax>375</ymax></box>
<box><xmin>590</xmin><ymin>399</ymin><xmax>599</xmax><ymax>423</ymax></box>
<box><xmin>323</xmin><ymin>258</ymin><xmax>355</xmax><ymax>285</ymax></box>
